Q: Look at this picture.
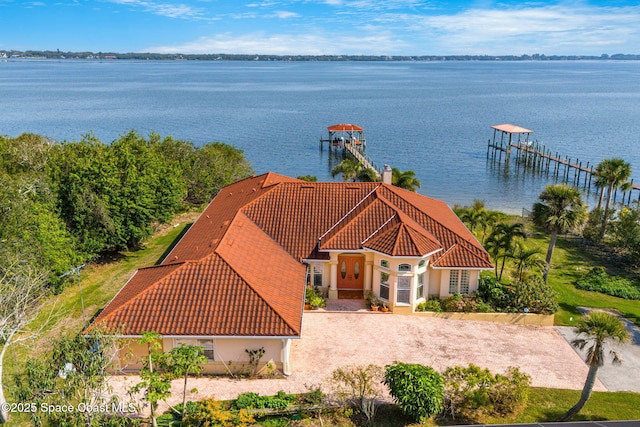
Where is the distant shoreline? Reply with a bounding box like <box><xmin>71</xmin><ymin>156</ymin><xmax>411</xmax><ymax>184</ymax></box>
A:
<box><xmin>2</xmin><ymin>50</ymin><xmax>640</xmax><ymax>61</ymax></box>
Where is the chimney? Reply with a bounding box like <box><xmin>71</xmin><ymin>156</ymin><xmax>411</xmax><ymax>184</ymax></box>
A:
<box><xmin>382</xmin><ymin>164</ymin><xmax>392</xmax><ymax>185</ymax></box>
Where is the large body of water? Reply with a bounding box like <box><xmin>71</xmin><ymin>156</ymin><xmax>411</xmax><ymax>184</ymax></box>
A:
<box><xmin>2</xmin><ymin>59</ymin><xmax>639</xmax><ymax>213</ymax></box>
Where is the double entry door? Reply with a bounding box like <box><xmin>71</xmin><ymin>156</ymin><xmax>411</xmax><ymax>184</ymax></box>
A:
<box><xmin>337</xmin><ymin>254</ymin><xmax>365</xmax><ymax>289</ymax></box>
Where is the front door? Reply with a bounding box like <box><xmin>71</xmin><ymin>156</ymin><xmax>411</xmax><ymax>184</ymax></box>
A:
<box><xmin>337</xmin><ymin>255</ymin><xmax>365</xmax><ymax>289</ymax></box>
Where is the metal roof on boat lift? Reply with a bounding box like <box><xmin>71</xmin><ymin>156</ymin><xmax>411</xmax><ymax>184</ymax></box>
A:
<box><xmin>491</xmin><ymin>124</ymin><xmax>534</xmax><ymax>134</ymax></box>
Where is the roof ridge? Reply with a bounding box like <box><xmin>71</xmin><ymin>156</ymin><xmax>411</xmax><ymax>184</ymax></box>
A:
<box><xmin>215</xmin><ymin>212</ymin><xmax>301</xmax><ymax>335</ymax></box>
<box><xmin>380</xmin><ymin>185</ymin><xmax>482</xmax><ymax>249</ymax></box>
<box><xmin>361</xmin><ymin>213</ymin><xmax>397</xmax><ymax>245</ymax></box>
<box><xmin>318</xmin><ymin>183</ymin><xmax>381</xmax><ymax>241</ymax></box>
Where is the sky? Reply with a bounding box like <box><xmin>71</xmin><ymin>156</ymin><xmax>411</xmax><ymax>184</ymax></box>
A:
<box><xmin>1</xmin><ymin>1</ymin><xmax>639</xmax><ymax>56</ymax></box>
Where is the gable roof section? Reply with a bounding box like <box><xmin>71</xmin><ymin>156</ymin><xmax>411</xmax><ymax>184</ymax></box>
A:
<box><xmin>162</xmin><ymin>172</ymin><xmax>298</xmax><ymax>264</ymax></box>
<box><xmin>215</xmin><ymin>211</ymin><xmax>305</xmax><ymax>336</ymax></box>
<box><xmin>91</xmin><ymin>251</ymin><xmax>302</xmax><ymax>337</ymax></box>
<box><xmin>376</xmin><ymin>185</ymin><xmax>492</xmax><ymax>268</ymax></box>
<box><xmin>242</xmin><ymin>182</ymin><xmax>379</xmax><ymax>260</ymax></box>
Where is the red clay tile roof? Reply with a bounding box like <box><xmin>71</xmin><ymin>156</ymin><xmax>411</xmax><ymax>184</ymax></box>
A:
<box><xmin>90</xmin><ymin>172</ymin><xmax>492</xmax><ymax>337</ymax></box>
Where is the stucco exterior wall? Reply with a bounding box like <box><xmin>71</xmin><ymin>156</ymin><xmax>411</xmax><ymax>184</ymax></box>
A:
<box><xmin>112</xmin><ymin>337</ymin><xmax>289</xmax><ymax>375</ymax></box>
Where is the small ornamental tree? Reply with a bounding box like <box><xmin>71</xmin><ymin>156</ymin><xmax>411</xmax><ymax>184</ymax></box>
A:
<box><xmin>330</xmin><ymin>364</ymin><xmax>385</xmax><ymax>425</ymax></box>
<box><xmin>164</xmin><ymin>344</ymin><xmax>207</xmax><ymax>415</ymax></box>
<box><xmin>384</xmin><ymin>362</ymin><xmax>444</xmax><ymax>422</ymax></box>
<box><xmin>130</xmin><ymin>332</ymin><xmax>172</xmax><ymax>427</ymax></box>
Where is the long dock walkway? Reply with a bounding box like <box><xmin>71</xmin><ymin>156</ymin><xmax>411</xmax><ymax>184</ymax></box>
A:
<box><xmin>344</xmin><ymin>143</ymin><xmax>381</xmax><ymax>180</ymax></box>
<box><xmin>487</xmin><ymin>124</ymin><xmax>639</xmax><ymax>206</ymax></box>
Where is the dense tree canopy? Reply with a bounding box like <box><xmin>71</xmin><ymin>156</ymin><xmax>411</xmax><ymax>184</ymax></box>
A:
<box><xmin>0</xmin><ymin>131</ymin><xmax>253</xmax><ymax>289</ymax></box>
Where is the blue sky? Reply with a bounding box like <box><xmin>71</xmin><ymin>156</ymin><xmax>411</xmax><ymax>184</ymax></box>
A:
<box><xmin>1</xmin><ymin>1</ymin><xmax>639</xmax><ymax>55</ymax></box>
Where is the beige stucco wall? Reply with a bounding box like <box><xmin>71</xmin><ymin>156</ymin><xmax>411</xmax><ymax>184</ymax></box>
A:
<box><xmin>316</xmin><ymin>251</ymin><xmax>487</xmax><ymax>311</ymax></box>
<box><xmin>112</xmin><ymin>337</ymin><xmax>289</xmax><ymax>375</ymax></box>
<box><xmin>413</xmin><ymin>311</ymin><xmax>554</xmax><ymax>326</ymax></box>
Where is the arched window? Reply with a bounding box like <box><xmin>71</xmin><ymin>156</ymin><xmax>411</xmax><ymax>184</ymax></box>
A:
<box><xmin>418</xmin><ymin>260</ymin><xmax>426</xmax><ymax>269</ymax></box>
<box><xmin>380</xmin><ymin>259</ymin><xmax>390</xmax><ymax>268</ymax></box>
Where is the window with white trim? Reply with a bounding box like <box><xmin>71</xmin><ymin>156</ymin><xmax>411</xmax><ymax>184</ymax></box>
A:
<box><xmin>313</xmin><ymin>264</ymin><xmax>323</xmax><ymax>287</ymax></box>
<box><xmin>398</xmin><ymin>263</ymin><xmax>412</xmax><ymax>272</ymax></box>
<box><xmin>397</xmin><ymin>276</ymin><xmax>411</xmax><ymax>304</ymax></box>
<box><xmin>380</xmin><ymin>272</ymin><xmax>390</xmax><ymax>300</ymax></box>
<box><xmin>449</xmin><ymin>270</ymin><xmax>459</xmax><ymax>294</ymax></box>
<box><xmin>197</xmin><ymin>339</ymin><xmax>214</xmax><ymax>361</ymax></box>
<box><xmin>449</xmin><ymin>270</ymin><xmax>470</xmax><ymax>295</ymax></box>
<box><xmin>380</xmin><ymin>260</ymin><xmax>390</xmax><ymax>269</ymax></box>
<box><xmin>416</xmin><ymin>272</ymin><xmax>424</xmax><ymax>300</ymax></box>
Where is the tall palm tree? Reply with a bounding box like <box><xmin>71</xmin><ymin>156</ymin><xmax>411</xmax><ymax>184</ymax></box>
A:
<box><xmin>561</xmin><ymin>311</ymin><xmax>630</xmax><ymax>421</ymax></box>
<box><xmin>391</xmin><ymin>167</ymin><xmax>421</xmax><ymax>192</ymax></box>
<box><xmin>594</xmin><ymin>158</ymin><xmax>632</xmax><ymax>238</ymax></box>
<box><xmin>485</xmin><ymin>222</ymin><xmax>527</xmax><ymax>280</ymax></box>
<box><xmin>531</xmin><ymin>184</ymin><xmax>586</xmax><ymax>282</ymax></box>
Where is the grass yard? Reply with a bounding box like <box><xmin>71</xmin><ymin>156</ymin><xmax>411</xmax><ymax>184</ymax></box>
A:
<box><xmin>524</xmin><ymin>225</ymin><xmax>640</xmax><ymax>327</ymax></box>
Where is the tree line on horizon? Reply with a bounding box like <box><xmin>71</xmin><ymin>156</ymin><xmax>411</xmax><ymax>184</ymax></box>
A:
<box><xmin>4</xmin><ymin>50</ymin><xmax>640</xmax><ymax>61</ymax></box>
<box><xmin>0</xmin><ymin>131</ymin><xmax>253</xmax><ymax>291</ymax></box>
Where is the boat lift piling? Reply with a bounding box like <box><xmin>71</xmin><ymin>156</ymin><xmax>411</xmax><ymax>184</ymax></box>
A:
<box><xmin>487</xmin><ymin>123</ymin><xmax>640</xmax><ymax>206</ymax></box>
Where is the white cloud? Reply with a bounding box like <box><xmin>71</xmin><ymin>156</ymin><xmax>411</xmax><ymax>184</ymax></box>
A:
<box><xmin>106</xmin><ymin>0</ymin><xmax>203</xmax><ymax>19</ymax></box>
<box><xmin>271</xmin><ymin>10</ymin><xmax>300</xmax><ymax>18</ymax></box>
<box><xmin>415</xmin><ymin>5</ymin><xmax>640</xmax><ymax>55</ymax></box>
<box><xmin>146</xmin><ymin>30</ymin><xmax>406</xmax><ymax>55</ymax></box>
<box><xmin>143</xmin><ymin>2</ymin><xmax>640</xmax><ymax>55</ymax></box>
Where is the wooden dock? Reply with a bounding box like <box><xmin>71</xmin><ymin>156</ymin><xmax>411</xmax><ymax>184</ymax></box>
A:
<box><xmin>319</xmin><ymin>123</ymin><xmax>382</xmax><ymax>179</ymax></box>
<box><xmin>487</xmin><ymin>124</ymin><xmax>639</xmax><ymax>206</ymax></box>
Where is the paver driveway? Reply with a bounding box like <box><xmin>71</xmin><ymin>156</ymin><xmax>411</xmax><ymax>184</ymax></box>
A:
<box><xmin>111</xmin><ymin>311</ymin><xmax>603</xmax><ymax>410</ymax></box>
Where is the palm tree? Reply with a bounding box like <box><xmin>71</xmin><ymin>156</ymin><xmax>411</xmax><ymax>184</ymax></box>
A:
<box><xmin>509</xmin><ymin>241</ymin><xmax>545</xmax><ymax>282</ymax></box>
<box><xmin>356</xmin><ymin>167</ymin><xmax>380</xmax><ymax>183</ymax></box>
<box><xmin>531</xmin><ymin>184</ymin><xmax>586</xmax><ymax>282</ymax></box>
<box><xmin>331</xmin><ymin>159</ymin><xmax>361</xmax><ymax>182</ymax></box>
<box><xmin>560</xmin><ymin>311</ymin><xmax>630</xmax><ymax>421</ymax></box>
<box><xmin>485</xmin><ymin>222</ymin><xmax>527</xmax><ymax>280</ymax></box>
<box><xmin>391</xmin><ymin>167</ymin><xmax>421</xmax><ymax>192</ymax></box>
<box><xmin>594</xmin><ymin>158</ymin><xmax>632</xmax><ymax>238</ymax></box>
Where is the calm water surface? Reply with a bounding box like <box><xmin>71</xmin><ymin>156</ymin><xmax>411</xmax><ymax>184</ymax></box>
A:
<box><xmin>1</xmin><ymin>59</ymin><xmax>639</xmax><ymax>213</ymax></box>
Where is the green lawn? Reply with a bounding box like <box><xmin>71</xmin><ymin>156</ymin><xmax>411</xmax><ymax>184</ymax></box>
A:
<box><xmin>523</xmin><ymin>226</ymin><xmax>640</xmax><ymax>327</ymax></box>
<box><xmin>374</xmin><ymin>387</ymin><xmax>640</xmax><ymax>426</ymax></box>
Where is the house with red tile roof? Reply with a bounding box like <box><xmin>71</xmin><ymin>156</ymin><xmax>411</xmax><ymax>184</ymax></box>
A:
<box><xmin>90</xmin><ymin>172</ymin><xmax>492</xmax><ymax>375</ymax></box>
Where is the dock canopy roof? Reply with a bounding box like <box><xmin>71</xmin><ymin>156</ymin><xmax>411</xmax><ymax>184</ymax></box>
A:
<box><xmin>328</xmin><ymin>123</ymin><xmax>364</xmax><ymax>132</ymax></box>
<box><xmin>492</xmin><ymin>124</ymin><xmax>534</xmax><ymax>134</ymax></box>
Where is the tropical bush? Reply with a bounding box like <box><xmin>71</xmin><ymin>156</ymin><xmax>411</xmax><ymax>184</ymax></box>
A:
<box><xmin>575</xmin><ymin>266</ymin><xmax>640</xmax><ymax>300</ymax></box>
<box><xmin>384</xmin><ymin>362</ymin><xmax>444</xmax><ymax>422</ymax></box>
<box><xmin>182</xmin><ymin>398</ymin><xmax>254</xmax><ymax>427</ymax></box>
<box><xmin>233</xmin><ymin>391</ymin><xmax>296</xmax><ymax>410</ymax></box>
<box><xmin>442</xmin><ymin>364</ymin><xmax>531</xmax><ymax>421</ymax></box>
<box><xmin>416</xmin><ymin>298</ymin><xmax>444</xmax><ymax>312</ymax></box>
<box><xmin>477</xmin><ymin>274</ymin><xmax>558</xmax><ymax>314</ymax></box>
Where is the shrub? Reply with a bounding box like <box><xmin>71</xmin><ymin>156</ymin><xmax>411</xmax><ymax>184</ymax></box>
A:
<box><xmin>330</xmin><ymin>364</ymin><xmax>385</xmax><ymax>425</ymax></box>
<box><xmin>233</xmin><ymin>391</ymin><xmax>295</xmax><ymax>410</ymax></box>
<box><xmin>575</xmin><ymin>266</ymin><xmax>640</xmax><ymax>300</ymax></box>
<box><xmin>442</xmin><ymin>364</ymin><xmax>531</xmax><ymax>421</ymax></box>
<box><xmin>477</xmin><ymin>274</ymin><xmax>516</xmax><ymax>311</ymax></box>
<box><xmin>384</xmin><ymin>362</ymin><xmax>444</xmax><ymax>422</ymax></box>
<box><xmin>416</xmin><ymin>298</ymin><xmax>443</xmax><ymax>312</ymax></box>
<box><xmin>513</xmin><ymin>275</ymin><xmax>559</xmax><ymax>314</ymax></box>
<box><xmin>488</xmin><ymin>367</ymin><xmax>531</xmax><ymax>416</ymax></box>
<box><xmin>182</xmin><ymin>398</ymin><xmax>254</xmax><ymax>427</ymax></box>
